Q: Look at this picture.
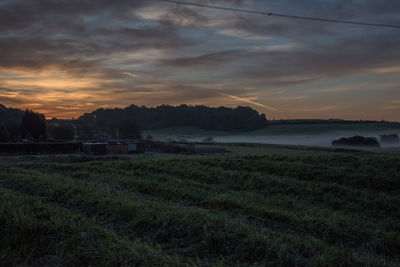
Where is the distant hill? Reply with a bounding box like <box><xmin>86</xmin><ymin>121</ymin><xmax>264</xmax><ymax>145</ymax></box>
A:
<box><xmin>79</xmin><ymin>104</ymin><xmax>268</xmax><ymax>132</ymax></box>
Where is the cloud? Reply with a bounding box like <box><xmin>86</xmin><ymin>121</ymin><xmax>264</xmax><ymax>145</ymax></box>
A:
<box><xmin>123</xmin><ymin>72</ymin><xmax>140</xmax><ymax>78</ymax></box>
<box><xmin>0</xmin><ymin>96</ymin><xmax>24</xmax><ymax>104</ymax></box>
<box><xmin>384</xmin><ymin>100</ymin><xmax>400</xmax><ymax>110</ymax></box>
<box><xmin>296</xmin><ymin>106</ymin><xmax>343</xmax><ymax>112</ymax></box>
<box><xmin>218</xmin><ymin>29</ymin><xmax>272</xmax><ymax>40</ymax></box>
<box><xmin>219</xmin><ymin>93</ymin><xmax>278</xmax><ymax>111</ymax></box>
<box><xmin>0</xmin><ymin>0</ymin><xmax>400</xmax><ymax>120</ymax></box>
<box><xmin>384</xmin><ymin>105</ymin><xmax>400</xmax><ymax>110</ymax></box>
<box><xmin>160</xmin><ymin>50</ymin><xmax>242</xmax><ymax>68</ymax></box>
<box><xmin>371</xmin><ymin>65</ymin><xmax>400</xmax><ymax>74</ymax></box>
<box><xmin>315</xmin><ymin>83</ymin><xmax>369</xmax><ymax>93</ymax></box>
<box><xmin>277</xmin><ymin>96</ymin><xmax>306</xmax><ymax>100</ymax></box>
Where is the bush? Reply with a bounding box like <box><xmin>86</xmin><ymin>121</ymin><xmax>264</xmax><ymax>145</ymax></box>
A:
<box><xmin>203</xmin><ymin>136</ymin><xmax>214</xmax><ymax>143</ymax></box>
<box><xmin>145</xmin><ymin>141</ymin><xmax>194</xmax><ymax>154</ymax></box>
<box><xmin>380</xmin><ymin>134</ymin><xmax>399</xmax><ymax>144</ymax></box>
<box><xmin>48</xmin><ymin>123</ymin><xmax>75</xmax><ymax>141</ymax></box>
<box><xmin>331</xmin><ymin>136</ymin><xmax>380</xmax><ymax>147</ymax></box>
<box><xmin>20</xmin><ymin>110</ymin><xmax>47</xmax><ymax>141</ymax></box>
<box><xmin>0</xmin><ymin>124</ymin><xmax>10</xmax><ymax>142</ymax></box>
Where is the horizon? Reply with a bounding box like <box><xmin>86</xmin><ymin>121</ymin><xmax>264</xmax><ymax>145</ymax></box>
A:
<box><xmin>1</xmin><ymin>1</ymin><xmax>400</xmax><ymax>120</ymax></box>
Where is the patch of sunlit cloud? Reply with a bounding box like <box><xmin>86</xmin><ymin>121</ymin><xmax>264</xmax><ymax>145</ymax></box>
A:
<box><xmin>136</xmin><ymin>3</ymin><xmax>232</xmax><ymax>27</ymax></box>
<box><xmin>315</xmin><ymin>81</ymin><xmax>400</xmax><ymax>94</ymax></box>
<box><xmin>218</xmin><ymin>29</ymin><xmax>271</xmax><ymax>40</ymax></box>
<box><xmin>0</xmin><ymin>91</ymin><xmax>19</xmax><ymax>98</ymax></box>
<box><xmin>219</xmin><ymin>93</ymin><xmax>278</xmax><ymax>111</ymax></box>
<box><xmin>123</xmin><ymin>72</ymin><xmax>140</xmax><ymax>78</ymax></box>
<box><xmin>384</xmin><ymin>105</ymin><xmax>400</xmax><ymax>110</ymax></box>
<box><xmin>384</xmin><ymin>100</ymin><xmax>400</xmax><ymax>110</ymax></box>
<box><xmin>371</xmin><ymin>65</ymin><xmax>400</xmax><ymax>74</ymax></box>
<box><xmin>1</xmin><ymin>69</ymin><xmax>103</xmax><ymax>90</ymax></box>
<box><xmin>28</xmin><ymin>103</ymin><xmax>43</xmax><ymax>107</ymax></box>
<box><xmin>277</xmin><ymin>96</ymin><xmax>306</xmax><ymax>100</ymax></box>
<box><xmin>315</xmin><ymin>83</ymin><xmax>368</xmax><ymax>93</ymax></box>
<box><xmin>296</xmin><ymin>106</ymin><xmax>343</xmax><ymax>112</ymax></box>
<box><xmin>252</xmin><ymin>43</ymin><xmax>296</xmax><ymax>52</ymax></box>
<box><xmin>136</xmin><ymin>6</ymin><xmax>202</xmax><ymax>27</ymax></box>
<box><xmin>4</xmin><ymin>79</ymin><xmax>97</xmax><ymax>90</ymax></box>
<box><xmin>112</xmin><ymin>49</ymin><xmax>167</xmax><ymax>66</ymax></box>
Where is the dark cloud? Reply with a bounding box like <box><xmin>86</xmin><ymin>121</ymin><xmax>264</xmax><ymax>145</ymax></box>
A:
<box><xmin>0</xmin><ymin>0</ymin><xmax>190</xmax><ymax>73</ymax></box>
<box><xmin>0</xmin><ymin>0</ymin><xmax>147</xmax><ymax>31</ymax></box>
<box><xmin>158</xmin><ymin>5</ymin><xmax>210</xmax><ymax>27</ymax></box>
<box><xmin>159</xmin><ymin>43</ymin><xmax>400</xmax><ymax>77</ymax></box>
<box><xmin>160</xmin><ymin>50</ymin><xmax>243</xmax><ymax>67</ymax></box>
<box><xmin>0</xmin><ymin>37</ymin><xmax>106</xmax><ymax>75</ymax></box>
<box><xmin>0</xmin><ymin>0</ymin><xmax>399</xmax><ymax>120</ymax></box>
<box><xmin>0</xmin><ymin>96</ymin><xmax>24</xmax><ymax>104</ymax></box>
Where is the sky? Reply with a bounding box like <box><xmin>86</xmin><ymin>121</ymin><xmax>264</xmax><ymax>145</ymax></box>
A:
<box><xmin>0</xmin><ymin>0</ymin><xmax>400</xmax><ymax>120</ymax></box>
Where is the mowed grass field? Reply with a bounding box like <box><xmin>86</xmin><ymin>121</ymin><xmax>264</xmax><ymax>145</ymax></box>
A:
<box><xmin>1</xmin><ymin>145</ymin><xmax>400</xmax><ymax>266</ymax></box>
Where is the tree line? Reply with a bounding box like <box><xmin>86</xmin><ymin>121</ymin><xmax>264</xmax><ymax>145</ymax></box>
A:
<box><xmin>0</xmin><ymin>105</ymin><xmax>79</xmax><ymax>142</ymax></box>
<box><xmin>0</xmin><ymin>104</ymin><xmax>268</xmax><ymax>142</ymax></box>
<box><xmin>80</xmin><ymin>104</ymin><xmax>267</xmax><ymax>131</ymax></box>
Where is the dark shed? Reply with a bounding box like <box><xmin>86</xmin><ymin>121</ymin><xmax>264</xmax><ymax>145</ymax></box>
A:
<box><xmin>82</xmin><ymin>143</ymin><xmax>107</xmax><ymax>155</ymax></box>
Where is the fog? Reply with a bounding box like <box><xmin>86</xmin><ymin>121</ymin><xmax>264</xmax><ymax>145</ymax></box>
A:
<box><xmin>213</xmin><ymin>131</ymin><xmax>400</xmax><ymax>148</ymax></box>
<box><xmin>156</xmin><ymin>129</ymin><xmax>400</xmax><ymax>148</ymax></box>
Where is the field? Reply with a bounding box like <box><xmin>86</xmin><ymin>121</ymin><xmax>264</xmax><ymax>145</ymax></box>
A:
<box><xmin>1</xmin><ymin>144</ymin><xmax>400</xmax><ymax>266</ymax></box>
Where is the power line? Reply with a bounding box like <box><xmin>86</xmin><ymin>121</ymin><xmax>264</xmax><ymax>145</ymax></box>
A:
<box><xmin>157</xmin><ymin>0</ymin><xmax>400</xmax><ymax>29</ymax></box>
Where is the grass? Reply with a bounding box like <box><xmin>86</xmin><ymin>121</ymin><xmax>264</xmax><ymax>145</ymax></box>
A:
<box><xmin>0</xmin><ymin>144</ymin><xmax>399</xmax><ymax>266</ymax></box>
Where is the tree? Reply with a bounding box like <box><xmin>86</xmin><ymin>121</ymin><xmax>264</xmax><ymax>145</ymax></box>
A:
<box><xmin>48</xmin><ymin>122</ymin><xmax>75</xmax><ymax>141</ymax></box>
<box><xmin>20</xmin><ymin>110</ymin><xmax>47</xmax><ymax>141</ymax></box>
<box><xmin>118</xmin><ymin>117</ymin><xmax>141</xmax><ymax>139</ymax></box>
<box><xmin>76</xmin><ymin>121</ymin><xmax>96</xmax><ymax>140</ymax></box>
<box><xmin>5</xmin><ymin>121</ymin><xmax>19</xmax><ymax>142</ymax></box>
<box><xmin>78</xmin><ymin>104</ymin><xmax>268</xmax><ymax>132</ymax></box>
<box><xmin>331</xmin><ymin>135</ymin><xmax>380</xmax><ymax>147</ymax></box>
<box><xmin>0</xmin><ymin>124</ymin><xmax>10</xmax><ymax>142</ymax></box>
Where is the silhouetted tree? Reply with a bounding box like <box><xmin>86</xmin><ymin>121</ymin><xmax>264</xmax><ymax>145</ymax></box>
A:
<box><xmin>78</xmin><ymin>104</ymin><xmax>268</xmax><ymax>132</ymax></box>
<box><xmin>0</xmin><ymin>124</ymin><xmax>10</xmax><ymax>142</ymax></box>
<box><xmin>76</xmin><ymin>120</ymin><xmax>96</xmax><ymax>140</ymax></box>
<box><xmin>0</xmin><ymin>104</ymin><xmax>24</xmax><ymax>140</ymax></box>
<box><xmin>20</xmin><ymin>110</ymin><xmax>47</xmax><ymax>141</ymax></box>
<box><xmin>118</xmin><ymin>117</ymin><xmax>141</xmax><ymax>139</ymax></box>
<box><xmin>5</xmin><ymin>121</ymin><xmax>19</xmax><ymax>141</ymax></box>
<box><xmin>48</xmin><ymin>122</ymin><xmax>75</xmax><ymax>141</ymax></box>
<box><xmin>331</xmin><ymin>136</ymin><xmax>380</xmax><ymax>147</ymax></box>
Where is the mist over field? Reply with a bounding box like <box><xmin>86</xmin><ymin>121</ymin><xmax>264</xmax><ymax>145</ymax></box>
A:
<box><xmin>215</xmin><ymin>131</ymin><xmax>400</xmax><ymax>147</ymax></box>
<box><xmin>147</xmin><ymin>123</ymin><xmax>400</xmax><ymax>148</ymax></box>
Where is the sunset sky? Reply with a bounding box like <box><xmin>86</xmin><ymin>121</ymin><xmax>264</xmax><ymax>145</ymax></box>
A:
<box><xmin>1</xmin><ymin>0</ymin><xmax>400</xmax><ymax>120</ymax></box>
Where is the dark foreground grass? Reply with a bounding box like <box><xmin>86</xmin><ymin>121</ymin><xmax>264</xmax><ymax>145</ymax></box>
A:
<box><xmin>1</xmin><ymin>145</ymin><xmax>399</xmax><ymax>266</ymax></box>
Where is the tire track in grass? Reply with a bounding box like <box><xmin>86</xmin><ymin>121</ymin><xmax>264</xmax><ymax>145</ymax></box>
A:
<box><xmin>19</xmin><ymin>159</ymin><xmax>400</xmax><ymax>222</ymax></box>
<box><xmin>125</xmin><ymin>159</ymin><xmax>400</xmax><ymax>219</ymax></box>
<box><xmin>198</xmin><ymin>156</ymin><xmax>400</xmax><ymax>195</ymax></box>
<box><xmin>0</xmin><ymin>167</ymin><xmax>392</xmax><ymax>266</ymax></box>
<box><xmin>49</xmin><ymin>166</ymin><xmax>400</xmax><ymax>259</ymax></box>
<box><xmin>47</xmin><ymin>158</ymin><xmax>400</xmax><ymax>223</ymax></box>
<box><xmin>0</xmin><ymin>187</ymin><xmax>180</xmax><ymax>266</ymax></box>
<box><xmin>15</xmin><ymin>160</ymin><xmax>400</xmax><ymax>256</ymax></box>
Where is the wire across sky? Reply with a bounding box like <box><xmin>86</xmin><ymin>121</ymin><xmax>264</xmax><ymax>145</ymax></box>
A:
<box><xmin>157</xmin><ymin>0</ymin><xmax>400</xmax><ymax>29</ymax></box>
